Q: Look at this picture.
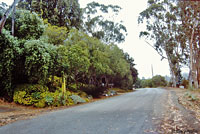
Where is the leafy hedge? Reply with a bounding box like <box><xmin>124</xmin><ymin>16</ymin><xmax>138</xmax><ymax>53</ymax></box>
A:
<box><xmin>13</xmin><ymin>84</ymin><xmax>88</xmax><ymax>108</ymax></box>
<box><xmin>0</xmin><ymin>29</ymin><xmax>21</xmax><ymax>98</ymax></box>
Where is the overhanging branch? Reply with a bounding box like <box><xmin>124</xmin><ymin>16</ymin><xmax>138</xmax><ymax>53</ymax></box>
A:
<box><xmin>144</xmin><ymin>40</ymin><xmax>167</xmax><ymax>60</ymax></box>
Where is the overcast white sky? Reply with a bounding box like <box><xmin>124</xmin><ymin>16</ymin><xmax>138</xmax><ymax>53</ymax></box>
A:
<box><xmin>1</xmin><ymin>0</ymin><xmax>172</xmax><ymax>79</ymax></box>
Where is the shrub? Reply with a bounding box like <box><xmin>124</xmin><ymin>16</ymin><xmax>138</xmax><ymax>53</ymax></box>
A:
<box><xmin>70</xmin><ymin>95</ymin><xmax>86</xmax><ymax>104</ymax></box>
<box><xmin>77</xmin><ymin>91</ymin><xmax>88</xmax><ymax>98</ymax></box>
<box><xmin>23</xmin><ymin>40</ymin><xmax>53</xmax><ymax>83</ymax></box>
<box><xmin>47</xmin><ymin>76</ymin><xmax>62</xmax><ymax>92</ymax></box>
<box><xmin>5</xmin><ymin>9</ymin><xmax>45</xmax><ymax>40</ymax></box>
<box><xmin>34</xmin><ymin>100</ymin><xmax>46</xmax><ymax>108</ymax></box>
<box><xmin>15</xmin><ymin>84</ymin><xmax>49</xmax><ymax>93</ymax></box>
<box><xmin>0</xmin><ymin>29</ymin><xmax>21</xmax><ymax>99</ymax></box>
<box><xmin>181</xmin><ymin>78</ymin><xmax>189</xmax><ymax>89</ymax></box>
<box><xmin>13</xmin><ymin>84</ymin><xmax>49</xmax><ymax>106</ymax></box>
<box><xmin>81</xmin><ymin>85</ymin><xmax>107</xmax><ymax>98</ymax></box>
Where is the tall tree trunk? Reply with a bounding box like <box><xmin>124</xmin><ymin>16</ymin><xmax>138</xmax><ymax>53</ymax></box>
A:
<box><xmin>189</xmin><ymin>22</ymin><xmax>198</xmax><ymax>89</ymax></box>
<box><xmin>0</xmin><ymin>0</ymin><xmax>19</xmax><ymax>33</ymax></box>
<box><xmin>166</xmin><ymin>53</ymin><xmax>176</xmax><ymax>87</ymax></box>
<box><xmin>11</xmin><ymin>5</ymin><xmax>16</xmax><ymax>36</ymax></box>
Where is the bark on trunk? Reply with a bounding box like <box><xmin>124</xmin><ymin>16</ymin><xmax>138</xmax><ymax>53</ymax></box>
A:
<box><xmin>166</xmin><ymin>53</ymin><xmax>176</xmax><ymax>87</ymax></box>
<box><xmin>0</xmin><ymin>0</ymin><xmax>19</xmax><ymax>33</ymax></box>
<box><xmin>189</xmin><ymin>22</ymin><xmax>198</xmax><ymax>89</ymax></box>
<box><xmin>11</xmin><ymin>5</ymin><xmax>16</xmax><ymax>36</ymax></box>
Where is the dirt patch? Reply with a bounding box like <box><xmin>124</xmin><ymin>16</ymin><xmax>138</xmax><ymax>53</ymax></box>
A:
<box><xmin>0</xmin><ymin>106</ymin><xmax>17</xmax><ymax>113</ymax></box>
<box><xmin>157</xmin><ymin>88</ymin><xmax>200</xmax><ymax>134</ymax></box>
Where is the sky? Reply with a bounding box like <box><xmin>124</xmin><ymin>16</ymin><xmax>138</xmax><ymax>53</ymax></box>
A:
<box><xmin>1</xmin><ymin>0</ymin><xmax>172</xmax><ymax>79</ymax></box>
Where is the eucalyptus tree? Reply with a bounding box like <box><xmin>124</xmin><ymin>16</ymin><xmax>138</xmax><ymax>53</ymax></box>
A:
<box><xmin>83</xmin><ymin>2</ymin><xmax>127</xmax><ymax>44</ymax></box>
<box><xmin>138</xmin><ymin>0</ymin><xmax>185</xmax><ymax>87</ymax></box>
<box><xmin>0</xmin><ymin>0</ymin><xmax>19</xmax><ymax>33</ymax></box>
<box><xmin>0</xmin><ymin>2</ymin><xmax>8</xmax><ymax>15</ymax></box>
<box><xmin>178</xmin><ymin>1</ymin><xmax>200</xmax><ymax>88</ymax></box>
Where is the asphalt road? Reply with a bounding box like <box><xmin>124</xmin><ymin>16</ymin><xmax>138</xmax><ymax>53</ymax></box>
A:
<box><xmin>0</xmin><ymin>88</ymin><xmax>167</xmax><ymax>134</ymax></box>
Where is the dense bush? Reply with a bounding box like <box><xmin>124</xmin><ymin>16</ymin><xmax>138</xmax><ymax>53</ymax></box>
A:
<box><xmin>47</xmin><ymin>76</ymin><xmax>62</xmax><ymax>92</ymax></box>
<box><xmin>13</xmin><ymin>84</ymin><xmax>49</xmax><ymax>106</ymax></box>
<box><xmin>140</xmin><ymin>75</ymin><xmax>167</xmax><ymax>88</ymax></box>
<box><xmin>5</xmin><ymin>10</ymin><xmax>45</xmax><ymax>40</ymax></box>
<box><xmin>0</xmin><ymin>29</ymin><xmax>21</xmax><ymax>98</ymax></box>
<box><xmin>13</xmin><ymin>84</ymin><xmax>88</xmax><ymax>107</ymax></box>
<box><xmin>151</xmin><ymin>75</ymin><xmax>167</xmax><ymax>87</ymax></box>
<box><xmin>181</xmin><ymin>78</ymin><xmax>189</xmax><ymax>89</ymax></box>
<box><xmin>23</xmin><ymin>40</ymin><xmax>53</xmax><ymax>83</ymax></box>
<box><xmin>81</xmin><ymin>85</ymin><xmax>107</xmax><ymax>98</ymax></box>
<box><xmin>1</xmin><ymin>9</ymin><xmax>138</xmax><ymax>102</ymax></box>
<box><xmin>70</xmin><ymin>95</ymin><xmax>86</xmax><ymax>104</ymax></box>
<box><xmin>42</xmin><ymin>23</ymin><xmax>68</xmax><ymax>45</ymax></box>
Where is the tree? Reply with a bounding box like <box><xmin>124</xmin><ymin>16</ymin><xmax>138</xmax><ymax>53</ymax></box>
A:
<box><xmin>178</xmin><ymin>1</ymin><xmax>200</xmax><ymax>88</ymax></box>
<box><xmin>64</xmin><ymin>29</ymin><xmax>112</xmax><ymax>86</ymax></box>
<box><xmin>151</xmin><ymin>75</ymin><xmax>167</xmax><ymax>87</ymax></box>
<box><xmin>0</xmin><ymin>2</ymin><xmax>8</xmax><ymax>13</ymax></box>
<box><xmin>83</xmin><ymin>2</ymin><xmax>127</xmax><ymax>44</ymax></box>
<box><xmin>18</xmin><ymin>0</ymin><xmax>83</xmax><ymax>29</ymax></box>
<box><xmin>138</xmin><ymin>0</ymin><xmax>184</xmax><ymax>87</ymax></box>
<box><xmin>42</xmin><ymin>23</ymin><xmax>68</xmax><ymax>46</ymax></box>
<box><xmin>124</xmin><ymin>52</ymin><xmax>138</xmax><ymax>84</ymax></box>
<box><xmin>57</xmin><ymin>43</ymin><xmax>90</xmax><ymax>85</ymax></box>
<box><xmin>0</xmin><ymin>0</ymin><xmax>19</xmax><ymax>33</ymax></box>
<box><xmin>0</xmin><ymin>29</ymin><xmax>20</xmax><ymax>98</ymax></box>
<box><xmin>4</xmin><ymin>9</ymin><xmax>45</xmax><ymax>40</ymax></box>
<box><xmin>141</xmin><ymin>79</ymin><xmax>153</xmax><ymax>88</ymax></box>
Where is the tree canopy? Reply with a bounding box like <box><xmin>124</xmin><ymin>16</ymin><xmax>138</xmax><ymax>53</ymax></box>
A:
<box><xmin>0</xmin><ymin>5</ymin><xmax>138</xmax><ymax>100</ymax></box>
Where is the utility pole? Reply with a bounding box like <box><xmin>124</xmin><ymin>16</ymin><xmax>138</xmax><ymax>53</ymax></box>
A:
<box><xmin>151</xmin><ymin>64</ymin><xmax>154</xmax><ymax>78</ymax></box>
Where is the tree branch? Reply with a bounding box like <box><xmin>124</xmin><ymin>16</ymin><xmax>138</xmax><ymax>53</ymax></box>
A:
<box><xmin>0</xmin><ymin>0</ymin><xmax>19</xmax><ymax>33</ymax></box>
<box><xmin>144</xmin><ymin>40</ymin><xmax>167</xmax><ymax>60</ymax></box>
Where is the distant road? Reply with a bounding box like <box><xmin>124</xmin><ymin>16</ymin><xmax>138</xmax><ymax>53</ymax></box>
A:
<box><xmin>0</xmin><ymin>88</ymin><xmax>168</xmax><ymax>134</ymax></box>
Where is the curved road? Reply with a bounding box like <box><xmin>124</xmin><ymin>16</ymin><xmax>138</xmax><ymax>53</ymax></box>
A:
<box><xmin>0</xmin><ymin>88</ymin><xmax>167</xmax><ymax>134</ymax></box>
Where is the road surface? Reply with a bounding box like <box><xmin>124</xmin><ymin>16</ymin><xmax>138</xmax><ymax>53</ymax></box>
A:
<box><xmin>0</xmin><ymin>88</ymin><xmax>168</xmax><ymax>134</ymax></box>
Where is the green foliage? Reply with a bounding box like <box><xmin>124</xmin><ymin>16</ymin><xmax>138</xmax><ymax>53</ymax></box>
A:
<box><xmin>0</xmin><ymin>29</ymin><xmax>21</xmax><ymax>98</ymax></box>
<box><xmin>13</xmin><ymin>84</ymin><xmax>80</xmax><ymax>107</ymax></box>
<box><xmin>151</xmin><ymin>75</ymin><xmax>167</xmax><ymax>87</ymax></box>
<box><xmin>34</xmin><ymin>100</ymin><xmax>46</xmax><ymax>108</ymax></box>
<box><xmin>15</xmin><ymin>84</ymin><xmax>49</xmax><ymax>93</ymax></box>
<box><xmin>0</xmin><ymin>4</ymin><xmax>138</xmax><ymax>101</ymax></box>
<box><xmin>83</xmin><ymin>2</ymin><xmax>127</xmax><ymax>44</ymax></box>
<box><xmin>47</xmin><ymin>76</ymin><xmax>62</xmax><ymax>92</ymax></box>
<box><xmin>81</xmin><ymin>85</ymin><xmax>107</xmax><ymax>98</ymax></box>
<box><xmin>0</xmin><ymin>2</ymin><xmax>7</xmax><ymax>13</ymax></box>
<box><xmin>5</xmin><ymin>10</ymin><xmax>45</xmax><ymax>40</ymax></box>
<box><xmin>44</xmin><ymin>95</ymin><xmax>54</xmax><ymax>106</ymax></box>
<box><xmin>13</xmin><ymin>84</ymin><xmax>49</xmax><ymax>106</ymax></box>
<box><xmin>140</xmin><ymin>75</ymin><xmax>167</xmax><ymax>88</ymax></box>
<box><xmin>138</xmin><ymin>0</ymin><xmax>190</xmax><ymax>87</ymax></box>
<box><xmin>42</xmin><ymin>23</ymin><xmax>68</xmax><ymax>45</ymax></box>
<box><xmin>18</xmin><ymin>0</ymin><xmax>83</xmax><ymax>29</ymax></box>
<box><xmin>70</xmin><ymin>95</ymin><xmax>86</xmax><ymax>104</ymax></box>
<box><xmin>63</xmin><ymin>29</ymin><xmax>137</xmax><ymax>90</ymax></box>
<box><xmin>135</xmin><ymin>78</ymin><xmax>142</xmax><ymax>88</ymax></box>
<box><xmin>141</xmin><ymin>79</ymin><xmax>153</xmax><ymax>88</ymax></box>
<box><xmin>23</xmin><ymin>40</ymin><xmax>53</xmax><ymax>83</ymax></box>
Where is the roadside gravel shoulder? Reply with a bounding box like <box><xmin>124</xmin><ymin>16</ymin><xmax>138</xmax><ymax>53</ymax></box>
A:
<box><xmin>158</xmin><ymin>88</ymin><xmax>200</xmax><ymax>133</ymax></box>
